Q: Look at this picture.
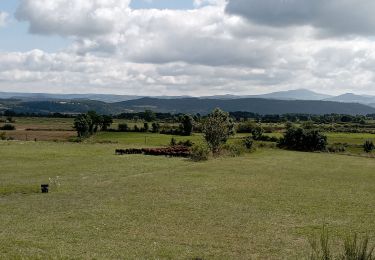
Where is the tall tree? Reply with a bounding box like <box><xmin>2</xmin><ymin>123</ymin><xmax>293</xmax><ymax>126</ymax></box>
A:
<box><xmin>202</xmin><ymin>108</ymin><xmax>235</xmax><ymax>155</ymax></box>
<box><xmin>179</xmin><ymin>114</ymin><xmax>194</xmax><ymax>136</ymax></box>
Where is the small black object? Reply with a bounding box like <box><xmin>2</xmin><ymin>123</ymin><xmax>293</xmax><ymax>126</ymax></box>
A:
<box><xmin>41</xmin><ymin>184</ymin><xmax>49</xmax><ymax>193</ymax></box>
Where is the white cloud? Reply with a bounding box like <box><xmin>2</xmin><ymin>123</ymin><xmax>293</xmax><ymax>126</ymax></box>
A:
<box><xmin>16</xmin><ymin>0</ymin><xmax>131</xmax><ymax>36</ymax></box>
<box><xmin>0</xmin><ymin>11</ymin><xmax>9</xmax><ymax>28</ymax></box>
<box><xmin>1</xmin><ymin>0</ymin><xmax>375</xmax><ymax>96</ymax></box>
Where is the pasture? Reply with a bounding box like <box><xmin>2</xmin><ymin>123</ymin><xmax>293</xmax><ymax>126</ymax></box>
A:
<box><xmin>1</xmin><ymin>141</ymin><xmax>375</xmax><ymax>259</ymax></box>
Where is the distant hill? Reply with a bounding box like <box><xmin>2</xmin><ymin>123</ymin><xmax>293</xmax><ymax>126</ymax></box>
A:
<box><xmin>254</xmin><ymin>89</ymin><xmax>333</xmax><ymax>100</ymax></box>
<box><xmin>116</xmin><ymin>97</ymin><xmax>375</xmax><ymax>115</ymax></box>
<box><xmin>1</xmin><ymin>97</ymin><xmax>375</xmax><ymax>115</ymax></box>
<box><xmin>0</xmin><ymin>89</ymin><xmax>333</xmax><ymax>102</ymax></box>
<box><xmin>325</xmin><ymin>93</ymin><xmax>375</xmax><ymax>107</ymax></box>
<box><xmin>200</xmin><ymin>89</ymin><xmax>333</xmax><ymax>100</ymax></box>
<box><xmin>2</xmin><ymin>90</ymin><xmax>375</xmax><ymax>115</ymax></box>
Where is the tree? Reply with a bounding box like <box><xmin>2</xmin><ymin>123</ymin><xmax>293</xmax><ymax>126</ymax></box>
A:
<box><xmin>87</xmin><ymin>111</ymin><xmax>102</xmax><ymax>134</ymax></box>
<box><xmin>73</xmin><ymin>114</ymin><xmax>91</xmax><ymax>137</ymax></box>
<box><xmin>152</xmin><ymin>122</ymin><xmax>160</xmax><ymax>133</ymax></box>
<box><xmin>100</xmin><ymin>115</ymin><xmax>113</xmax><ymax>131</ymax></box>
<box><xmin>179</xmin><ymin>114</ymin><xmax>194</xmax><ymax>136</ymax></box>
<box><xmin>144</xmin><ymin>110</ymin><xmax>156</xmax><ymax>122</ymax></box>
<box><xmin>278</xmin><ymin>127</ymin><xmax>327</xmax><ymax>152</ymax></box>
<box><xmin>202</xmin><ymin>108</ymin><xmax>235</xmax><ymax>155</ymax></box>
<box><xmin>363</xmin><ymin>140</ymin><xmax>375</xmax><ymax>153</ymax></box>
<box><xmin>143</xmin><ymin>122</ymin><xmax>149</xmax><ymax>132</ymax></box>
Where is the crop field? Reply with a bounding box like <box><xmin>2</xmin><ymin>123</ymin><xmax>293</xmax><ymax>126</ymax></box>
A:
<box><xmin>1</xmin><ymin>141</ymin><xmax>375</xmax><ymax>259</ymax></box>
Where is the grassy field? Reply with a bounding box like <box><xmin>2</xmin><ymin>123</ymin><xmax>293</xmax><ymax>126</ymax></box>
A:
<box><xmin>1</xmin><ymin>141</ymin><xmax>375</xmax><ymax>259</ymax></box>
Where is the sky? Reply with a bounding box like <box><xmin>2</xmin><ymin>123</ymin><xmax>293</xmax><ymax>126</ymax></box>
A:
<box><xmin>1</xmin><ymin>0</ymin><xmax>375</xmax><ymax>96</ymax></box>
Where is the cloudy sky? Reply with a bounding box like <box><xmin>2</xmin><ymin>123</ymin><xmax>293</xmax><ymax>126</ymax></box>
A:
<box><xmin>1</xmin><ymin>0</ymin><xmax>375</xmax><ymax>96</ymax></box>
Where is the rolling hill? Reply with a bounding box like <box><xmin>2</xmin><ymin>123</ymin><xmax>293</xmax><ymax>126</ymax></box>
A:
<box><xmin>1</xmin><ymin>97</ymin><xmax>375</xmax><ymax>115</ymax></box>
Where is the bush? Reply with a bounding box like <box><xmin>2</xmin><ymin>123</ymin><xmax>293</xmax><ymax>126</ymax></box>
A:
<box><xmin>0</xmin><ymin>124</ymin><xmax>15</xmax><ymax>130</ymax></box>
<box><xmin>170</xmin><ymin>137</ymin><xmax>177</xmax><ymax>146</ymax></box>
<box><xmin>221</xmin><ymin>142</ymin><xmax>246</xmax><ymax>157</ymax></box>
<box><xmin>190</xmin><ymin>144</ymin><xmax>210</xmax><ymax>162</ymax></box>
<box><xmin>363</xmin><ymin>140</ymin><xmax>375</xmax><ymax>153</ymax></box>
<box><xmin>118</xmin><ymin>123</ymin><xmax>129</xmax><ymax>132</ymax></box>
<box><xmin>327</xmin><ymin>144</ymin><xmax>347</xmax><ymax>153</ymax></box>
<box><xmin>278</xmin><ymin>127</ymin><xmax>327</xmax><ymax>152</ymax></box>
<box><xmin>0</xmin><ymin>132</ymin><xmax>6</xmax><ymax>140</ymax></box>
<box><xmin>178</xmin><ymin>140</ymin><xmax>194</xmax><ymax>147</ymax></box>
<box><xmin>243</xmin><ymin>136</ymin><xmax>254</xmax><ymax>150</ymax></box>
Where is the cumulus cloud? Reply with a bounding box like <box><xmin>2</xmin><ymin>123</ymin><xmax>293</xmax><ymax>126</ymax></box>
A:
<box><xmin>0</xmin><ymin>11</ymin><xmax>9</xmax><ymax>28</ymax></box>
<box><xmin>226</xmin><ymin>0</ymin><xmax>375</xmax><ymax>37</ymax></box>
<box><xmin>2</xmin><ymin>0</ymin><xmax>375</xmax><ymax>96</ymax></box>
<box><xmin>16</xmin><ymin>0</ymin><xmax>131</xmax><ymax>36</ymax></box>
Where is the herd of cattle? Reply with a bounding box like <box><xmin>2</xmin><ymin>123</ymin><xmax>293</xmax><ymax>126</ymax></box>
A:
<box><xmin>115</xmin><ymin>146</ymin><xmax>191</xmax><ymax>157</ymax></box>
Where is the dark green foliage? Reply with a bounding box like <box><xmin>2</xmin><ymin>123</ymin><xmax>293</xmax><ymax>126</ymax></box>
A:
<box><xmin>251</xmin><ymin>125</ymin><xmax>264</xmax><ymax>140</ymax></box>
<box><xmin>327</xmin><ymin>144</ymin><xmax>347</xmax><ymax>153</ymax></box>
<box><xmin>151</xmin><ymin>122</ymin><xmax>160</xmax><ymax>133</ymax></box>
<box><xmin>0</xmin><ymin>124</ymin><xmax>15</xmax><ymax>130</ymax></box>
<box><xmin>170</xmin><ymin>138</ymin><xmax>177</xmax><ymax>146</ymax></box>
<box><xmin>143</xmin><ymin>122</ymin><xmax>149</xmax><ymax>132</ymax></box>
<box><xmin>87</xmin><ymin>111</ymin><xmax>101</xmax><ymax>134</ymax></box>
<box><xmin>202</xmin><ymin>108</ymin><xmax>235</xmax><ymax>155</ymax></box>
<box><xmin>73</xmin><ymin>114</ymin><xmax>91</xmax><ymax>137</ymax></box>
<box><xmin>363</xmin><ymin>140</ymin><xmax>375</xmax><ymax>153</ymax></box>
<box><xmin>73</xmin><ymin>111</ymin><xmax>110</xmax><ymax>137</ymax></box>
<box><xmin>0</xmin><ymin>132</ymin><xmax>6</xmax><ymax>140</ymax></box>
<box><xmin>278</xmin><ymin>127</ymin><xmax>327</xmax><ymax>152</ymax></box>
<box><xmin>100</xmin><ymin>115</ymin><xmax>113</xmax><ymax>131</ymax></box>
<box><xmin>243</xmin><ymin>136</ymin><xmax>254</xmax><ymax>150</ymax></box>
<box><xmin>144</xmin><ymin>110</ymin><xmax>156</xmax><ymax>122</ymax></box>
<box><xmin>179</xmin><ymin>114</ymin><xmax>194</xmax><ymax>136</ymax></box>
<box><xmin>118</xmin><ymin>123</ymin><xmax>129</xmax><ymax>132</ymax></box>
<box><xmin>190</xmin><ymin>144</ymin><xmax>210</xmax><ymax>161</ymax></box>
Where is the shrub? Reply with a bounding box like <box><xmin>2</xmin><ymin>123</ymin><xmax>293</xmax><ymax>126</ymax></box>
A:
<box><xmin>278</xmin><ymin>127</ymin><xmax>327</xmax><ymax>152</ymax></box>
<box><xmin>243</xmin><ymin>136</ymin><xmax>254</xmax><ymax>150</ymax></box>
<box><xmin>190</xmin><ymin>144</ymin><xmax>210</xmax><ymax>161</ymax></box>
<box><xmin>0</xmin><ymin>124</ymin><xmax>16</xmax><ymax>130</ymax></box>
<box><xmin>178</xmin><ymin>140</ymin><xmax>194</xmax><ymax>147</ymax></box>
<box><xmin>170</xmin><ymin>137</ymin><xmax>177</xmax><ymax>146</ymax></box>
<box><xmin>251</xmin><ymin>125</ymin><xmax>264</xmax><ymax>140</ymax></box>
<box><xmin>221</xmin><ymin>142</ymin><xmax>246</xmax><ymax>157</ymax></box>
<box><xmin>118</xmin><ymin>123</ymin><xmax>129</xmax><ymax>132</ymax></box>
<box><xmin>363</xmin><ymin>140</ymin><xmax>375</xmax><ymax>153</ymax></box>
<box><xmin>327</xmin><ymin>144</ymin><xmax>346</xmax><ymax>153</ymax></box>
<box><xmin>0</xmin><ymin>132</ymin><xmax>6</xmax><ymax>140</ymax></box>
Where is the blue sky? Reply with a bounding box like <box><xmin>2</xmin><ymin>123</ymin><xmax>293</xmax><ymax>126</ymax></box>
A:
<box><xmin>0</xmin><ymin>0</ymin><xmax>194</xmax><ymax>53</ymax></box>
<box><xmin>0</xmin><ymin>0</ymin><xmax>69</xmax><ymax>52</ymax></box>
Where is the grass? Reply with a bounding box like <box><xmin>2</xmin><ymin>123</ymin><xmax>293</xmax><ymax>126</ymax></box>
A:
<box><xmin>1</xmin><ymin>141</ymin><xmax>375</xmax><ymax>259</ymax></box>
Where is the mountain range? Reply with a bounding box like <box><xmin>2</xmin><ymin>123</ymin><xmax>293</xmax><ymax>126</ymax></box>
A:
<box><xmin>1</xmin><ymin>89</ymin><xmax>375</xmax><ymax>115</ymax></box>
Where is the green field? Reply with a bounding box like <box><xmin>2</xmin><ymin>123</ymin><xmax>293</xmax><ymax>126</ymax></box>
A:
<box><xmin>1</xmin><ymin>141</ymin><xmax>375</xmax><ymax>259</ymax></box>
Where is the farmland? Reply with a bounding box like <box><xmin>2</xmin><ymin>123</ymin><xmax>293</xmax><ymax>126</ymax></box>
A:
<box><xmin>1</xmin><ymin>116</ymin><xmax>375</xmax><ymax>259</ymax></box>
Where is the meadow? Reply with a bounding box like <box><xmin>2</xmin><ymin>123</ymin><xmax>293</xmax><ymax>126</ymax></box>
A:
<box><xmin>1</xmin><ymin>141</ymin><xmax>375</xmax><ymax>259</ymax></box>
<box><xmin>1</xmin><ymin>117</ymin><xmax>375</xmax><ymax>259</ymax></box>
